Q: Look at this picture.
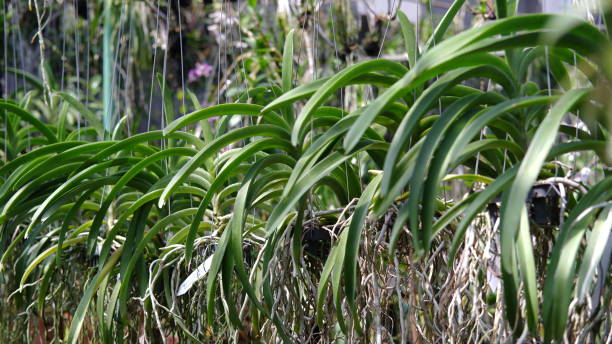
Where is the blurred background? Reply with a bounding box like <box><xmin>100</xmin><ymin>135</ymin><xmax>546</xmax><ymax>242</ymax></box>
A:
<box><xmin>0</xmin><ymin>0</ymin><xmax>604</xmax><ymax>134</ymax></box>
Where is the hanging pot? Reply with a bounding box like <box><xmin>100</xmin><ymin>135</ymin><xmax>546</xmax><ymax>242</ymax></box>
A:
<box><xmin>527</xmin><ymin>183</ymin><xmax>561</xmax><ymax>228</ymax></box>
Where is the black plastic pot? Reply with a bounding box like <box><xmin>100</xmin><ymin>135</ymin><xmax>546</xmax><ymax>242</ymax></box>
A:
<box><xmin>527</xmin><ymin>183</ymin><xmax>560</xmax><ymax>228</ymax></box>
<box><xmin>486</xmin><ymin>182</ymin><xmax>561</xmax><ymax>228</ymax></box>
<box><xmin>303</xmin><ymin>227</ymin><xmax>332</xmax><ymax>260</ymax></box>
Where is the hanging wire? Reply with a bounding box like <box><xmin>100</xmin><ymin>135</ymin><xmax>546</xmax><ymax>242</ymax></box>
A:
<box><xmin>33</xmin><ymin>0</ymin><xmax>52</xmax><ymax>106</ymax></box>
<box><xmin>329</xmin><ymin>1</ymin><xmax>354</xmax><ymax>197</ymax></box>
<box><xmin>125</xmin><ymin>5</ymin><xmax>134</xmax><ymax>137</ymax></box>
<box><xmin>565</xmin><ymin>1</ymin><xmax>581</xmax><ymax>176</ymax></box>
<box><xmin>10</xmin><ymin>3</ymin><xmax>17</xmax><ymax>98</ymax></box>
<box><xmin>3</xmin><ymin>0</ymin><xmax>8</xmax><ymax>165</ymax></box>
<box><xmin>309</xmin><ymin>0</ymin><xmax>321</xmax><ymax>228</ymax></box>
<box><xmin>366</xmin><ymin>0</ymin><xmax>397</xmax><ymax>102</ymax></box>
<box><xmin>147</xmin><ymin>0</ymin><xmax>163</xmax><ymax>131</ymax></box>
<box><xmin>178</xmin><ymin>0</ymin><xmax>186</xmax><ymax>115</ymax></box>
<box><xmin>2</xmin><ymin>0</ymin><xmax>8</xmax><ymax>100</ymax></box>
<box><xmin>227</xmin><ymin>1</ymin><xmax>246</xmax><ymax>141</ymax></box>
<box><xmin>161</xmin><ymin>0</ymin><xmax>171</xmax><ymax>217</ymax></box>
<box><xmin>216</xmin><ymin>1</ymin><xmax>222</xmax><ymax>105</ymax></box>
<box><xmin>161</xmin><ymin>0</ymin><xmax>170</xmax><ymax>136</ymax></box>
<box><xmin>118</xmin><ymin>6</ymin><xmax>131</xmax><ymax>134</ymax></box>
<box><xmin>428</xmin><ymin>0</ymin><xmax>449</xmax><ymax>205</ymax></box>
<box><xmin>15</xmin><ymin>4</ymin><xmax>26</xmax><ymax>93</ymax></box>
<box><xmin>223</xmin><ymin>0</ymin><xmax>229</xmax><ymax>103</ymax></box>
<box><xmin>109</xmin><ymin>0</ymin><xmax>128</xmax><ymax>133</ymax></box>
<box><xmin>572</xmin><ymin>51</ymin><xmax>580</xmax><ymax>175</ymax></box>
<box><xmin>295</xmin><ymin>0</ymin><xmax>309</xmax><ymax>76</ymax></box>
<box><xmin>60</xmin><ymin>1</ymin><xmax>67</xmax><ymax>91</ymax></box>
<box><xmin>99</xmin><ymin>0</ymin><xmax>126</xmax><ymax>243</ymax></box>
<box><xmin>311</xmin><ymin>0</ymin><xmax>320</xmax><ymax>141</ymax></box>
<box><xmin>426</xmin><ymin>0</ymin><xmax>442</xmax><ymax>115</ymax></box>
<box><xmin>544</xmin><ymin>47</ymin><xmax>552</xmax><ymax>97</ymax></box>
<box><xmin>475</xmin><ymin>79</ymin><xmax>492</xmax><ymax>178</ymax></box>
<box><xmin>502</xmin><ymin>131</ymin><xmax>510</xmax><ymax>173</ymax></box>
<box><xmin>85</xmin><ymin>0</ymin><xmax>91</xmax><ymax>112</ymax></box>
<box><xmin>329</xmin><ymin>2</ymin><xmax>343</xmax><ymax>112</ymax></box>
<box><xmin>74</xmin><ymin>0</ymin><xmax>81</xmax><ymax>139</ymax></box>
<box><xmin>376</xmin><ymin>0</ymin><xmax>397</xmax><ymax>59</ymax></box>
<box><xmin>228</xmin><ymin>0</ymin><xmax>241</xmax><ymax>99</ymax></box>
<box><xmin>405</xmin><ymin>1</ymin><xmax>419</xmax><ymax>153</ymax></box>
<box><xmin>427</xmin><ymin>0</ymin><xmax>442</xmax><ymax>119</ymax></box>
<box><xmin>544</xmin><ymin>46</ymin><xmax>558</xmax><ymax>179</ymax></box>
<box><xmin>236</xmin><ymin>0</ymin><xmax>249</xmax><ymax>99</ymax></box>
<box><xmin>236</xmin><ymin>0</ymin><xmax>259</xmax><ymax>294</ymax></box>
<box><xmin>177</xmin><ymin>0</ymin><xmax>192</xmax><ymax>218</ymax></box>
<box><xmin>412</xmin><ymin>0</ymin><xmax>418</xmax><ymax>108</ymax></box>
<box><xmin>312</xmin><ymin>0</ymin><xmax>319</xmax><ymax>81</ymax></box>
<box><xmin>7</xmin><ymin>1</ymin><xmax>18</xmax><ymax>164</ymax></box>
<box><xmin>15</xmin><ymin>2</ymin><xmax>31</xmax><ymax>149</ymax></box>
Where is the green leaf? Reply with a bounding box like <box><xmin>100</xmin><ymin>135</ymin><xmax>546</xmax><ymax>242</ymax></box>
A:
<box><xmin>575</xmin><ymin>205</ymin><xmax>612</xmax><ymax>301</ymax></box>
<box><xmin>397</xmin><ymin>11</ymin><xmax>418</xmax><ymax>68</ymax></box>
<box><xmin>182</xmin><ymin>139</ymin><xmax>295</xmax><ymax>262</ymax></box>
<box><xmin>402</xmin><ymin>94</ymin><xmax>481</xmax><ymax>253</ymax></box>
<box><xmin>542</xmin><ymin>177</ymin><xmax>612</xmax><ymax>341</ymax></box>
<box><xmin>57</xmin><ymin>91</ymin><xmax>104</xmax><ymax>137</ymax></box>
<box><xmin>0</xmin><ymin>100</ymin><xmax>57</xmax><ymax>143</ymax></box>
<box><xmin>500</xmin><ymin>88</ymin><xmax>590</xmax><ymax>334</ymax></box>
<box><xmin>424</xmin><ymin>0</ymin><xmax>466</xmax><ymax>50</ymax></box>
<box><xmin>292</xmin><ymin>59</ymin><xmax>407</xmax><ymax>145</ymax></box>
<box><xmin>282</xmin><ymin>30</ymin><xmax>295</xmax><ymax>93</ymax></box>
<box><xmin>20</xmin><ymin>236</ymin><xmax>88</xmax><ymax>288</ymax></box>
<box><xmin>66</xmin><ymin>247</ymin><xmax>123</xmax><ymax>344</ymax></box>
<box><xmin>159</xmin><ymin>125</ymin><xmax>290</xmax><ymax>209</ymax></box>
<box><xmin>164</xmin><ymin>103</ymin><xmax>266</xmax><ymax>135</ymax></box>
<box><xmin>516</xmin><ymin>205</ymin><xmax>538</xmax><ymax>332</ymax></box>
<box><xmin>344</xmin><ymin>174</ymin><xmax>381</xmax><ymax>311</ymax></box>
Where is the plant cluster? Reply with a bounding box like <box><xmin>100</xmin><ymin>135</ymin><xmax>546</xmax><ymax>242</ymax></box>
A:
<box><xmin>1</xmin><ymin>0</ymin><xmax>611</xmax><ymax>343</ymax></box>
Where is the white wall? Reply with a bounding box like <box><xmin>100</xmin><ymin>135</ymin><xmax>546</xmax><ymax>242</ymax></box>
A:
<box><xmin>354</xmin><ymin>0</ymin><xmax>575</xmax><ymax>19</ymax></box>
<box><xmin>354</xmin><ymin>0</ymin><xmax>421</xmax><ymax>23</ymax></box>
<box><xmin>542</xmin><ymin>0</ymin><xmax>573</xmax><ymax>13</ymax></box>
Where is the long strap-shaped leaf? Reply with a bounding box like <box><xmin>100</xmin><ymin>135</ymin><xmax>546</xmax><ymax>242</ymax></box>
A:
<box><xmin>397</xmin><ymin>11</ymin><xmax>418</xmax><ymax>68</ymax></box>
<box><xmin>290</xmin><ymin>59</ymin><xmax>408</xmax><ymax>145</ymax></box>
<box><xmin>164</xmin><ymin>103</ymin><xmax>288</xmax><ymax>134</ymax></box>
<box><xmin>343</xmin><ymin>15</ymin><xmax>603</xmax><ymax>153</ymax></box>
<box><xmin>575</xmin><ymin>205</ymin><xmax>612</xmax><ymax>302</ymax></box>
<box><xmin>264</xmin><ymin>151</ymin><xmax>351</xmax><ymax>237</ymax></box>
<box><xmin>24</xmin><ymin>157</ymin><xmax>138</xmax><ymax>237</ymax></box>
<box><xmin>159</xmin><ymin>124</ymin><xmax>289</xmax><ymax>208</ymax></box>
<box><xmin>57</xmin><ymin>91</ymin><xmax>104</xmax><ymax>137</ymax></box>
<box><xmin>542</xmin><ymin>177</ymin><xmax>612</xmax><ymax>341</ymax></box>
<box><xmin>424</xmin><ymin>0</ymin><xmax>467</xmax><ymax>50</ymax></box>
<box><xmin>0</xmin><ymin>141</ymin><xmax>83</xmax><ymax>177</ymax></box>
<box><xmin>343</xmin><ymin>174</ymin><xmax>381</xmax><ymax>325</ymax></box>
<box><xmin>87</xmin><ymin>147</ymin><xmax>197</xmax><ymax>253</ymax></box>
<box><xmin>0</xmin><ymin>100</ymin><xmax>57</xmax><ymax>143</ymax></box>
<box><xmin>261</xmin><ymin>73</ymin><xmax>399</xmax><ymax>115</ymax></box>
<box><xmin>97</xmin><ymin>186</ymin><xmax>203</xmax><ymax>268</ymax></box>
<box><xmin>499</xmin><ymin>88</ymin><xmax>590</xmax><ymax>335</ymax></box>
<box><xmin>117</xmin><ymin>208</ymin><xmax>199</xmax><ymax>317</ymax></box>
<box><xmin>66</xmin><ymin>247</ymin><xmax>123</xmax><ymax>344</ymax></box>
<box><xmin>228</xmin><ymin>164</ymin><xmax>292</xmax><ymax>342</ymax></box>
<box><xmin>403</xmin><ymin>94</ymin><xmax>482</xmax><ymax>253</ymax></box>
<box><xmin>380</xmin><ymin>62</ymin><xmax>511</xmax><ymax>197</ymax></box>
<box><xmin>180</xmin><ymin>137</ymin><xmax>295</xmax><ymax>262</ymax></box>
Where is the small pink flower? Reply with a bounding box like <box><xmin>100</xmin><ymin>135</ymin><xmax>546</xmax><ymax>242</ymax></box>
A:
<box><xmin>188</xmin><ymin>62</ymin><xmax>214</xmax><ymax>83</ymax></box>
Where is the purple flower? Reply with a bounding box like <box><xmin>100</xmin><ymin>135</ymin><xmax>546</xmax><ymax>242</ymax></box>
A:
<box><xmin>188</xmin><ymin>62</ymin><xmax>214</xmax><ymax>83</ymax></box>
<box><xmin>207</xmin><ymin>115</ymin><xmax>219</xmax><ymax>124</ymax></box>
